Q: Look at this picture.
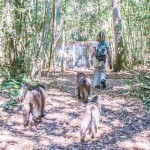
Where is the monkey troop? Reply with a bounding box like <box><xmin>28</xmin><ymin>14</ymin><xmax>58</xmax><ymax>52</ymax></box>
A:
<box><xmin>18</xmin><ymin>82</ymin><xmax>46</xmax><ymax>126</ymax></box>
<box><xmin>80</xmin><ymin>95</ymin><xmax>101</xmax><ymax>142</ymax></box>
<box><xmin>17</xmin><ymin>72</ymin><xmax>102</xmax><ymax>142</ymax></box>
<box><xmin>77</xmin><ymin>72</ymin><xmax>91</xmax><ymax>102</ymax></box>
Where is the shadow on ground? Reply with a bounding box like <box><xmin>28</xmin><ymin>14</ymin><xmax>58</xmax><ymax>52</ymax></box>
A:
<box><xmin>0</xmin><ymin>70</ymin><xmax>150</xmax><ymax>150</ymax></box>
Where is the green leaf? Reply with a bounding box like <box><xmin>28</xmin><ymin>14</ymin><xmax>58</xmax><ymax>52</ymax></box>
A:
<box><xmin>2</xmin><ymin>102</ymin><xmax>9</xmax><ymax>110</ymax></box>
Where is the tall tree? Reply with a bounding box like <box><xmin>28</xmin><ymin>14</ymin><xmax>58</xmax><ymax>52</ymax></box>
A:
<box><xmin>4</xmin><ymin>0</ymin><xmax>14</xmax><ymax>69</ymax></box>
<box><xmin>112</xmin><ymin>0</ymin><xmax>124</xmax><ymax>71</ymax></box>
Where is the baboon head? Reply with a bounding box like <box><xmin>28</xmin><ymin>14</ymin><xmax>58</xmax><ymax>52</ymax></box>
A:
<box><xmin>77</xmin><ymin>71</ymin><xmax>87</xmax><ymax>79</ymax></box>
<box><xmin>89</xmin><ymin>95</ymin><xmax>101</xmax><ymax>111</ymax></box>
<box><xmin>18</xmin><ymin>82</ymin><xmax>32</xmax><ymax>102</ymax></box>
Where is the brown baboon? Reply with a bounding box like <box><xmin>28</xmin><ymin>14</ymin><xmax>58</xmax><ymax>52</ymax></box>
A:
<box><xmin>80</xmin><ymin>95</ymin><xmax>101</xmax><ymax>142</ymax></box>
<box><xmin>18</xmin><ymin>82</ymin><xmax>46</xmax><ymax>126</ymax></box>
<box><xmin>77</xmin><ymin>72</ymin><xmax>91</xmax><ymax>102</ymax></box>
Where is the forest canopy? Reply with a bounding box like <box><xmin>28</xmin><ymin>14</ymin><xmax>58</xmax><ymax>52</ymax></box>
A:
<box><xmin>0</xmin><ymin>0</ymin><xmax>149</xmax><ymax>80</ymax></box>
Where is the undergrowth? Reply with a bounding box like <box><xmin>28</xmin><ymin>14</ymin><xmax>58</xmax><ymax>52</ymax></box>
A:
<box><xmin>0</xmin><ymin>75</ymin><xmax>36</xmax><ymax>110</ymax></box>
<box><xmin>130</xmin><ymin>73</ymin><xmax>150</xmax><ymax>110</ymax></box>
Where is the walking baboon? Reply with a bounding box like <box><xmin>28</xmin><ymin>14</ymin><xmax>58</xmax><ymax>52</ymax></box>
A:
<box><xmin>80</xmin><ymin>95</ymin><xmax>101</xmax><ymax>142</ymax></box>
<box><xmin>18</xmin><ymin>82</ymin><xmax>46</xmax><ymax>126</ymax></box>
<box><xmin>77</xmin><ymin>72</ymin><xmax>91</xmax><ymax>102</ymax></box>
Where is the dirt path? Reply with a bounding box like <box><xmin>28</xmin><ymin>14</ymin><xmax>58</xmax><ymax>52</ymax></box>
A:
<box><xmin>0</xmin><ymin>70</ymin><xmax>150</xmax><ymax>150</ymax></box>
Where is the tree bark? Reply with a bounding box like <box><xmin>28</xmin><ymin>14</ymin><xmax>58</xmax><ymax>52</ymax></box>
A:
<box><xmin>61</xmin><ymin>21</ymin><xmax>65</xmax><ymax>74</ymax></box>
<box><xmin>4</xmin><ymin>0</ymin><xmax>14</xmax><ymax>67</ymax></box>
<box><xmin>112</xmin><ymin>0</ymin><xmax>124</xmax><ymax>71</ymax></box>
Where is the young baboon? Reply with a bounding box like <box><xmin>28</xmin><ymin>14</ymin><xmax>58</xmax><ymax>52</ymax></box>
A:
<box><xmin>77</xmin><ymin>72</ymin><xmax>91</xmax><ymax>102</ymax></box>
<box><xmin>18</xmin><ymin>82</ymin><xmax>46</xmax><ymax>126</ymax></box>
<box><xmin>80</xmin><ymin>95</ymin><xmax>101</xmax><ymax>142</ymax></box>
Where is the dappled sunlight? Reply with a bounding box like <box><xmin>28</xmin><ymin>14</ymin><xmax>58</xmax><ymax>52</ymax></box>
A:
<box><xmin>0</xmin><ymin>133</ymin><xmax>34</xmax><ymax>150</ymax></box>
<box><xmin>110</xmin><ymin>119</ymin><xmax>124</xmax><ymax>128</ymax></box>
<box><xmin>99</xmin><ymin>123</ymin><xmax>113</xmax><ymax>136</ymax></box>
<box><xmin>107</xmin><ymin>70</ymin><xmax>139</xmax><ymax>79</ymax></box>
<box><xmin>117</xmin><ymin>130</ymin><xmax>150</xmax><ymax>150</ymax></box>
<box><xmin>69</xmin><ymin>118</ymin><xmax>81</xmax><ymax>127</ymax></box>
<box><xmin>57</xmin><ymin>77</ymin><xmax>70</xmax><ymax>82</ymax></box>
<box><xmin>0</xmin><ymin>70</ymin><xmax>150</xmax><ymax>149</ymax></box>
<box><xmin>113</xmin><ymin>85</ymin><xmax>130</xmax><ymax>91</ymax></box>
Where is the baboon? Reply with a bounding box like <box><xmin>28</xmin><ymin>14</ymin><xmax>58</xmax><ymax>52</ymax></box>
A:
<box><xmin>80</xmin><ymin>95</ymin><xmax>101</xmax><ymax>142</ymax></box>
<box><xmin>77</xmin><ymin>72</ymin><xmax>91</xmax><ymax>102</ymax></box>
<box><xmin>18</xmin><ymin>82</ymin><xmax>46</xmax><ymax>126</ymax></box>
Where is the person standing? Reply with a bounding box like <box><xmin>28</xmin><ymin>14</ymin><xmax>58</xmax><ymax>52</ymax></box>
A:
<box><xmin>90</xmin><ymin>31</ymin><xmax>112</xmax><ymax>88</ymax></box>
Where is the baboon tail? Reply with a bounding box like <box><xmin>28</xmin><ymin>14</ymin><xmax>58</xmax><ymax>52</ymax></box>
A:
<box><xmin>85</xmin><ymin>83</ymin><xmax>90</xmax><ymax>95</ymax></box>
<box><xmin>81</xmin><ymin>79</ymin><xmax>90</xmax><ymax>95</ymax></box>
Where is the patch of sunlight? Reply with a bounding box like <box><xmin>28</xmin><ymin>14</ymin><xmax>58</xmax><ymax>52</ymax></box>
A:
<box><xmin>23</xmin><ymin>130</ymin><xmax>35</xmax><ymax>137</ymax></box>
<box><xmin>43</xmin><ymin>134</ymin><xmax>76</xmax><ymax>146</ymax></box>
<box><xmin>57</xmin><ymin>78</ymin><xmax>69</xmax><ymax>82</ymax></box>
<box><xmin>66</xmin><ymin>131</ymin><xmax>79</xmax><ymax>139</ymax></box>
<box><xmin>117</xmin><ymin>140</ymin><xmax>137</xmax><ymax>149</ymax></box>
<box><xmin>118</xmin><ymin>140</ymin><xmax>150</xmax><ymax>150</ymax></box>
<box><xmin>0</xmin><ymin>130</ymin><xmax>11</xmax><ymax>136</ymax></box>
<box><xmin>6</xmin><ymin>115</ymin><xmax>22</xmax><ymax>125</ymax></box>
<box><xmin>102</xmin><ymin>97</ymin><xmax>125</xmax><ymax>112</ymax></box>
<box><xmin>99</xmin><ymin>123</ymin><xmax>113</xmax><ymax>135</ymax></box>
<box><xmin>113</xmin><ymin>85</ymin><xmax>130</xmax><ymax>90</ymax></box>
<box><xmin>39</xmin><ymin>139</ymin><xmax>51</xmax><ymax>147</ymax></box>
<box><xmin>49</xmin><ymin>91</ymin><xmax>72</xmax><ymax>97</ymax></box>
<box><xmin>49</xmin><ymin>95</ymin><xmax>68</xmax><ymax>101</ymax></box>
<box><xmin>45</xmin><ymin>113</ymin><xmax>67</xmax><ymax>120</ymax></box>
<box><xmin>117</xmin><ymin>130</ymin><xmax>150</xmax><ymax>150</ymax></box>
<box><xmin>132</xmin><ymin>130</ymin><xmax>150</xmax><ymax>143</ymax></box>
<box><xmin>73</xmin><ymin>67</ymin><xmax>88</xmax><ymax>72</ymax></box>
<box><xmin>7</xmin><ymin>139</ymin><xmax>34</xmax><ymax>150</ymax></box>
<box><xmin>117</xmin><ymin>71</ymin><xmax>133</xmax><ymax>75</ymax></box>
<box><xmin>70</xmin><ymin>118</ymin><xmax>81</xmax><ymax>127</ymax></box>
<box><xmin>111</xmin><ymin>119</ymin><xmax>124</xmax><ymax>128</ymax></box>
<box><xmin>135</xmin><ymin>142</ymin><xmax>150</xmax><ymax>150</ymax></box>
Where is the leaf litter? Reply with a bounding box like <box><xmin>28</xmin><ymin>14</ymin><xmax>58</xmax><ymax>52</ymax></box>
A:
<box><xmin>0</xmin><ymin>70</ymin><xmax>150</xmax><ymax>150</ymax></box>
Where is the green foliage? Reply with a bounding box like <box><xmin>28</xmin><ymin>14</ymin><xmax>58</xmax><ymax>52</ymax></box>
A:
<box><xmin>0</xmin><ymin>57</ymin><xmax>30</xmax><ymax>82</ymax></box>
<box><xmin>124</xmin><ymin>79</ymin><xmax>133</xmax><ymax>85</ymax></box>
<box><xmin>0</xmin><ymin>0</ymin><xmax>149</xmax><ymax>78</ymax></box>
<box><xmin>2</xmin><ymin>99</ymin><xmax>18</xmax><ymax>110</ymax></box>
<box><xmin>121</xmin><ymin>0</ymin><xmax>149</xmax><ymax>67</ymax></box>
<box><xmin>130</xmin><ymin>73</ymin><xmax>150</xmax><ymax>110</ymax></box>
<box><xmin>61</xmin><ymin>0</ymin><xmax>112</xmax><ymax>41</ymax></box>
<box><xmin>0</xmin><ymin>76</ymin><xmax>36</xmax><ymax>110</ymax></box>
<box><xmin>0</xmin><ymin>0</ymin><xmax>53</xmax><ymax>80</ymax></box>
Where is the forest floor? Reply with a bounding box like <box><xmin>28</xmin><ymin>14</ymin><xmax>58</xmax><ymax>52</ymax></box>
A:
<box><xmin>0</xmin><ymin>69</ymin><xmax>150</xmax><ymax>150</ymax></box>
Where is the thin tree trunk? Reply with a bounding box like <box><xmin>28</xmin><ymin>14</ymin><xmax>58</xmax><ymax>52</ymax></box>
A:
<box><xmin>48</xmin><ymin>0</ymin><xmax>56</xmax><ymax>73</ymax></box>
<box><xmin>37</xmin><ymin>0</ymin><xmax>51</xmax><ymax>79</ymax></box>
<box><xmin>61</xmin><ymin>22</ymin><xmax>65</xmax><ymax>75</ymax></box>
<box><xmin>4</xmin><ymin>0</ymin><xmax>14</xmax><ymax>67</ymax></box>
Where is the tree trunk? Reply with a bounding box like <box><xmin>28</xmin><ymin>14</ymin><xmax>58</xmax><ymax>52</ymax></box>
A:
<box><xmin>61</xmin><ymin>22</ymin><xmax>65</xmax><ymax>75</ymax></box>
<box><xmin>48</xmin><ymin>0</ymin><xmax>56</xmax><ymax>73</ymax></box>
<box><xmin>112</xmin><ymin>0</ymin><xmax>124</xmax><ymax>71</ymax></box>
<box><xmin>4</xmin><ymin>0</ymin><xmax>14</xmax><ymax>67</ymax></box>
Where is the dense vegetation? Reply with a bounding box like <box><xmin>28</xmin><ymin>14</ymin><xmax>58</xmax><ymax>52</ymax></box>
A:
<box><xmin>0</xmin><ymin>0</ymin><xmax>149</xmax><ymax>109</ymax></box>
